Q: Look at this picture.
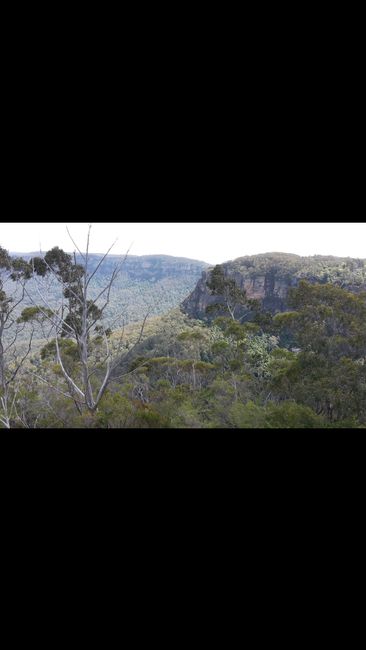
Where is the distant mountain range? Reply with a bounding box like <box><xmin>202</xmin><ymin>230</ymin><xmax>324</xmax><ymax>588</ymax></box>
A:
<box><xmin>11</xmin><ymin>252</ymin><xmax>210</xmax><ymax>275</ymax></box>
<box><xmin>10</xmin><ymin>252</ymin><xmax>210</xmax><ymax>326</ymax></box>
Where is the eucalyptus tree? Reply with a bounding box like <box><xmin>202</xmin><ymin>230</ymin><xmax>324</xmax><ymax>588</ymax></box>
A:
<box><xmin>0</xmin><ymin>246</ymin><xmax>35</xmax><ymax>428</ymax></box>
<box><xmin>24</xmin><ymin>226</ymin><xmax>149</xmax><ymax>415</ymax></box>
<box><xmin>206</xmin><ymin>264</ymin><xmax>259</xmax><ymax>322</ymax></box>
<box><xmin>272</xmin><ymin>281</ymin><xmax>366</xmax><ymax>423</ymax></box>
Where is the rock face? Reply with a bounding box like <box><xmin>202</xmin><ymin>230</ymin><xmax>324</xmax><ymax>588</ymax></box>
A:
<box><xmin>181</xmin><ymin>252</ymin><xmax>366</xmax><ymax>320</ymax></box>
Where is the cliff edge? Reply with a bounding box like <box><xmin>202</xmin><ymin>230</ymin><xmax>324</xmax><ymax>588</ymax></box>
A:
<box><xmin>181</xmin><ymin>252</ymin><xmax>366</xmax><ymax>320</ymax></box>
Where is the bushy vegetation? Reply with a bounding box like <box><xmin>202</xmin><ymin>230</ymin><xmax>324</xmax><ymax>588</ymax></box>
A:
<box><xmin>1</xmin><ymin>242</ymin><xmax>365</xmax><ymax>429</ymax></box>
<box><xmin>231</xmin><ymin>252</ymin><xmax>366</xmax><ymax>287</ymax></box>
<box><xmin>2</xmin><ymin>282</ymin><xmax>365</xmax><ymax>428</ymax></box>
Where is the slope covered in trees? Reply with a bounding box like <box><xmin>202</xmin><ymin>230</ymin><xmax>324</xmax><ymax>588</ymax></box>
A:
<box><xmin>182</xmin><ymin>252</ymin><xmax>366</xmax><ymax>320</ymax></box>
<box><xmin>11</xmin><ymin>252</ymin><xmax>209</xmax><ymax>330</ymax></box>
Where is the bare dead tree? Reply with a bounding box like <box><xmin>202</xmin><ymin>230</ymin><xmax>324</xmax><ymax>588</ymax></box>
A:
<box><xmin>24</xmin><ymin>226</ymin><xmax>150</xmax><ymax>414</ymax></box>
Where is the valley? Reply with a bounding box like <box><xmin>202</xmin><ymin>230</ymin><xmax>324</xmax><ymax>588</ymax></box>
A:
<box><xmin>1</xmin><ymin>244</ymin><xmax>365</xmax><ymax>429</ymax></box>
<box><xmin>8</xmin><ymin>252</ymin><xmax>209</xmax><ymax>341</ymax></box>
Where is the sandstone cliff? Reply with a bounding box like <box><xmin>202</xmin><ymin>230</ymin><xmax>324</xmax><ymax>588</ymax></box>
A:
<box><xmin>181</xmin><ymin>252</ymin><xmax>366</xmax><ymax>320</ymax></box>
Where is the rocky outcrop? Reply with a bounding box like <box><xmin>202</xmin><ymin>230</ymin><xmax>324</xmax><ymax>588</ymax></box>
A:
<box><xmin>181</xmin><ymin>266</ymin><xmax>289</xmax><ymax>320</ymax></box>
<box><xmin>181</xmin><ymin>252</ymin><xmax>366</xmax><ymax>320</ymax></box>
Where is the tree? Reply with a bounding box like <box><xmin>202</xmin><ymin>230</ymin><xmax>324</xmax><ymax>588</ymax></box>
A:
<box><xmin>177</xmin><ymin>330</ymin><xmax>208</xmax><ymax>388</ymax></box>
<box><xmin>24</xmin><ymin>226</ymin><xmax>149</xmax><ymax>415</ymax></box>
<box><xmin>272</xmin><ymin>281</ymin><xmax>366</xmax><ymax>423</ymax></box>
<box><xmin>0</xmin><ymin>246</ymin><xmax>35</xmax><ymax>428</ymax></box>
<box><xmin>206</xmin><ymin>264</ymin><xmax>259</xmax><ymax>321</ymax></box>
<box><xmin>274</xmin><ymin>280</ymin><xmax>366</xmax><ymax>362</ymax></box>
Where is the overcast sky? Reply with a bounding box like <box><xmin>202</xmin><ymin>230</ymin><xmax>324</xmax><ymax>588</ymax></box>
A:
<box><xmin>1</xmin><ymin>222</ymin><xmax>365</xmax><ymax>265</ymax></box>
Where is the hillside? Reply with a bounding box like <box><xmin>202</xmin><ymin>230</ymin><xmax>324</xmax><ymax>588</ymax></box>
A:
<box><xmin>2</xmin><ymin>248</ymin><xmax>366</xmax><ymax>428</ymax></box>
<box><xmin>10</xmin><ymin>252</ymin><xmax>209</xmax><ymax>329</ymax></box>
<box><xmin>182</xmin><ymin>252</ymin><xmax>366</xmax><ymax>320</ymax></box>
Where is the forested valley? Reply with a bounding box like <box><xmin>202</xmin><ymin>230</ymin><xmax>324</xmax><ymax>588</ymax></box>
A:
<box><xmin>1</xmin><ymin>236</ymin><xmax>365</xmax><ymax>429</ymax></box>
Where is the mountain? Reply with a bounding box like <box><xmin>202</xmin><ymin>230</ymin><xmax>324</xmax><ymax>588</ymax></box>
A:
<box><xmin>11</xmin><ymin>252</ymin><xmax>209</xmax><ymax>280</ymax></box>
<box><xmin>10</xmin><ymin>252</ymin><xmax>209</xmax><ymax>327</ymax></box>
<box><xmin>181</xmin><ymin>252</ymin><xmax>366</xmax><ymax>320</ymax></box>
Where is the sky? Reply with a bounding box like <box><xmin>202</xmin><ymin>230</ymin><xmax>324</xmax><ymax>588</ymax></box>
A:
<box><xmin>1</xmin><ymin>222</ymin><xmax>365</xmax><ymax>265</ymax></box>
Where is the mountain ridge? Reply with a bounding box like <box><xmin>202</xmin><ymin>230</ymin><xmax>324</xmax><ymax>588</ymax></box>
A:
<box><xmin>181</xmin><ymin>252</ymin><xmax>366</xmax><ymax>320</ymax></box>
<box><xmin>8</xmin><ymin>251</ymin><xmax>210</xmax><ymax>330</ymax></box>
<box><xmin>10</xmin><ymin>251</ymin><xmax>211</xmax><ymax>266</ymax></box>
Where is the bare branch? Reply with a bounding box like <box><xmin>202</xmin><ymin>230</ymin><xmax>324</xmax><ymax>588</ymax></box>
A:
<box><xmin>6</xmin><ymin>329</ymin><xmax>34</xmax><ymax>385</ymax></box>
<box><xmin>66</xmin><ymin>226</ymin><xmax>86</xmax><ymax>263</ymax></box>
<box><xmin>9</xmin><ymin>385</ymin><xmax>20</xmax><ymax>422</ymax></box>
<box><xmin>95</xmin><ymin>325</ymin><xmax>112</xmax><ymax>405</ymax></box>
<box><xmin>23</xmin><ymin>284</ymin><xmax>74</xmax><ymax>337</ymax></box>
<box><xmin>86</xmin><ymin>240</ymin><xmax>120</xmax><ymax>289</ymax></box>
<box><xmin>7</xmin><ymin>282</ymin><xmax>26</xmax><ymax>316</ymax></box>
<box><xmin>3</xmin><ymin>324</ymin><xmax>25</xmax><ymax>353</ymax></box>
<box><xmin>84</xmin><ymin>224</ymin><xmax>92</xmax><ymax>281</ymax></box>
<box><xmin>54</xmin><ymin>333</ymin><xmax>85</xmax><ymax>400</ymax></box>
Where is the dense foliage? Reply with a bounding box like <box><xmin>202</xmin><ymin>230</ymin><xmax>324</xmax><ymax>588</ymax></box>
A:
<box><xmin>230</xmin><ymin>252</ymin><xmax>366</xmax><ymax>287</ymax></box>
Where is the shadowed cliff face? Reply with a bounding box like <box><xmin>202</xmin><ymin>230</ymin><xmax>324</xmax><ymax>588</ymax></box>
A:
<box><xmin>181</xmin><ymin>253</ymin><xmax>366</xmax><ymax>320</ymax></box>
<box><xmin>181</xmin><ymin>269</ymin><xmax>290</xmax><ymax>319</ymax></box>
